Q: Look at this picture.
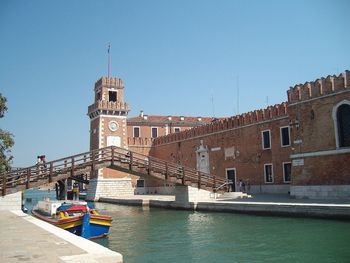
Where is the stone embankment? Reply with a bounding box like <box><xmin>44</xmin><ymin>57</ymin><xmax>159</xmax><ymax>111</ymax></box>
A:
<box><xmin>100</xmin><ymin>194</ymin><xmax>350</xmax><ymax>220</ymax></box>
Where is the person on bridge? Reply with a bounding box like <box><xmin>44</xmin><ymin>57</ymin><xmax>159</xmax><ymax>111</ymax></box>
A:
<box><xmin>72</xmin><ymin>182</ymin><xmax>80</xmax><ymax>201</ymax></box>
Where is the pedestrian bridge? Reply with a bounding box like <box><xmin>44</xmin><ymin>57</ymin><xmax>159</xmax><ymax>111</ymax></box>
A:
<box><xmin>1</xmin><ymin>146</ymin><xmax>228</xmax><ymax>197</ymax></box>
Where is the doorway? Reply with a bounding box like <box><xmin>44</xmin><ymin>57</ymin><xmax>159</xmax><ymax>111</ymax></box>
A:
<box><xmin>226</xmin><ymin>168</ymin><xmax>236</xmax><ymax>192</ymax></box>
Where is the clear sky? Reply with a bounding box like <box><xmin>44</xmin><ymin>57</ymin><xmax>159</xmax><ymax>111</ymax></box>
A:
<box><xmin>1</xmin><ymin>0</ymin><xmax>349</xmax><ymax>167</ymax></box>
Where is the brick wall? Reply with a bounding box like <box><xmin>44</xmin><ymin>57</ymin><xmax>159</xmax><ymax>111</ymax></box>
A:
<box><xmin>150</xmin><ymin>103</ymin><xmax>291</xmax><ymax>191</ymax></box>
<box><xmin>288</xmin><ymin>71</ymin><xmax>350</xmax><ymax>187</ymax></box>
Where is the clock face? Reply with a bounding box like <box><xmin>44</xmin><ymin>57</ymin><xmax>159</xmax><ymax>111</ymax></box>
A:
<box><xmin>108</xmin><ymin>121</ymin><xmax>119</xmax><ymax>132</ymax></box>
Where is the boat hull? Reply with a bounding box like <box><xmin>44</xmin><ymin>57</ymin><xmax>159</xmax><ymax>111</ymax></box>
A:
<box><xmin>32</xmin><ymin>210</ymin><xmax>112</xmax><ymax>239</ymax></box>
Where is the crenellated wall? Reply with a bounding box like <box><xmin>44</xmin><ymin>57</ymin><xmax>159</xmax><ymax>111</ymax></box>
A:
<box><xmin>287</xmin><ymin>71</ymin><xmax>350</xmax><ymax>103</ymax></box>
<box><xmin>153</xmin><ymin>102</ymin><xmax>288</xmax><ymax>146</ymax></box>
<box><xmin>149</xmin><ymin>70</ymin><xmax>350</xmax><ymax>199</ymax></box>
<box><xmin>95</xmin><ymin>77</ymin><xmax>124</xmax><ymax>89</ymax></box>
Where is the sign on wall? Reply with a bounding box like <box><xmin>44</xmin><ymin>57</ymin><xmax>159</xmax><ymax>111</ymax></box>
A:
<box><xmin>292</xmin><ymin>159</ymin><xmax>304</xmax><ymax>166</ymax></box>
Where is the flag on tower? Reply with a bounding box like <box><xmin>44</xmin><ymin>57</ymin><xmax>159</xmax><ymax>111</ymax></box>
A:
<box><xmin>107</xmin><ymin>43</ymin><xmax>111</xmax><ymax>78</ymax></box>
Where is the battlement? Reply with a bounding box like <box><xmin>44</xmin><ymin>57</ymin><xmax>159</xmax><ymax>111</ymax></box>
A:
<box><xmin>88</xmin><ymin>100</ymin><xmax>129</xmax><ymax>114</ymax></box>
<box><xmin>95</xmin><ymin>77</ymin><xmax>124</xmax><ymax>89</ymax></box>
<box><xmin>128</xmin><ymin>137</ymin><xmax>154</xmax><ymax>146</ymax></box>
<box><xmin>288</xmin><ymin>70</ymin><xmax>350</xmax><ymax>103</ymax></box>
<box><xmin>153</xmin><ymin>102</ymin><xmax>288</xmax><ymax>146</ymax></box>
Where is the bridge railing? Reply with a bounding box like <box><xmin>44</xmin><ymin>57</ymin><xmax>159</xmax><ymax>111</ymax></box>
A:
<box><xmin>1</xmin><ymin>146</ymin><xmax>227</xmax><ymax>196</ymax></box>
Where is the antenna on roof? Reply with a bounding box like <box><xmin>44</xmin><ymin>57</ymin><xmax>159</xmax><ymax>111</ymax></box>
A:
<box><xmin>211</xmin><ymin>93</ymin><xmax>215</xmax><ymax>118</ymax></box>
<box><xmin>266</xmin><ymin>96</ymin><xmax>269</xmax><ymax>107</ymax></box>
<box><xmin>107</xmin><ymin>43</ymin><xmax>111</xmax><ymax>78</ymax></box>
<box><xmin>237</xmin><ymin>75</ymin><xmax>240</xmax><ymax>115</ymax></box>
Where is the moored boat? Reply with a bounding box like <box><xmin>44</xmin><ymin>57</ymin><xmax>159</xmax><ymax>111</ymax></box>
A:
<box><xmin>32</xmin><ymin>199</ymin><xmax>112</xmax><ymax>239</ymax></box>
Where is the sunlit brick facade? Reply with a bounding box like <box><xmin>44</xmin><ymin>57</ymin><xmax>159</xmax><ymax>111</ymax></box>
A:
<box><xmin>89</xmin><ymin>71</ymin><xmax>350</xmax><ymax>199</ymax></box>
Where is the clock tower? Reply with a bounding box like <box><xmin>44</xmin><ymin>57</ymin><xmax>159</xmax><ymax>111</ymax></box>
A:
<box><xmin>86</xmin><ymin>77</ymin><xmax>133</xmax><ymax>200</ymax></box>
<box><xmin>88</xmin><ymin>77</ymin><xmax>129</xmax><ymax>152</ymax></box>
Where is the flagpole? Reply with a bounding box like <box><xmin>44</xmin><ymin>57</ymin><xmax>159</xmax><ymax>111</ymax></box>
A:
<box><xmin>108</xmin><ymin>43</ymin><xmax>111</xmax><ymax>79</ymax></box>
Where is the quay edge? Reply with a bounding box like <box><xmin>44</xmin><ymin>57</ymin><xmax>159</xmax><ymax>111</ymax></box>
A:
<box><xmin>1</xmin><ymin>210</ymin><xmax>123</xmax><ymax>263</ymax></box>
<box><xmin>99</xmin><ymin>196</ymin><xmax>350</xmax><ymax>220</ymax></box>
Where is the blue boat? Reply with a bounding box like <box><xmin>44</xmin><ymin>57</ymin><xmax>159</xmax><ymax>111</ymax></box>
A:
<box><xmin>32</xmin><ymin>200</ymin><xmax>112</xmax><ymax>239</ymax></box>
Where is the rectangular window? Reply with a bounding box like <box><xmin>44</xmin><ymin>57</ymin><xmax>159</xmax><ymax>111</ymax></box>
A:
<box><xmin>262</xmin><ymin>130</ymin><xmax>271</xmax><ymax>149</ymax></box>
<box><xmin>133</xmin><ymin>127</ymin><xmax>140</xmax><ymax>138</ymax></box>
<box><xmin>109</xmin><ymin>91</ymin><xmax>117</xmax><ymax>102</ymax></box>
<box><xmin>283</xmin><ymin>162</ymin><xmax>291</xmax><ymax>183</ymax></box>
<box><xmin>280</xmin><ymin>126</ymin><xmax>290</xmax><ymax>147</ymax></box>
<box><xmin>174</xmin><ymin>127</ymin><xmax>181</xmax><ymax>133</ymax></box>
<box><xmin>151</xmin><ymin>127</ymin><xmax>158</xmax><ymax>138</ymax></box>
<box><xmin>136</xmin><ymin>179</ymin><xmax>145</xmax><ymax>187</ymax></box>
<box><xmin>264</xmin><ymin>164</ymin><xmax>274</xmax><ymax>183</ymax></box>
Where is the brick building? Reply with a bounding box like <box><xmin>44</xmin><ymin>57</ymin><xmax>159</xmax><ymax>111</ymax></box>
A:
<box><xmin>88</xmin><ymin>70</ymin><xmax>350</xmax><ymax>199</ymax></box>
<box><xmin>86</xmin><ymin>77</ymin><xmax>214</xmax><ymax>197</ymax></box>
<box><xmin>127</xmin><ymin>112</ymin><xmax>213</xmax><ymax>155</ymax></box>
<box><xmin>149</xmin><ymin>70</ymin><xmax>350</xmax><ymax>199</ymax></box>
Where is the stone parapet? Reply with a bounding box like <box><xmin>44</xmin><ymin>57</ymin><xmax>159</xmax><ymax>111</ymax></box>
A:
<box><xmin>95</xmin><ymin>77</ymin><xmax>124</xmax><ymax>89</ymax></box>
<box><xmin>86</xmin><ymin>178</ymin><xmax>134</xmax><ymax>201</ymax></box>
<box><xmin>153</xmin><ymin>102</ymin><xmax>288</xmax><ymax>146</ymax></box>
<box><xmin>88</xmin><ymin>100</ymin><xmax>129</xmax><ymax>114</ymax></box>
<box><xmin>287</xmin><ymin>70</ymin><xmax>350</xmax><ymax>104</ymax></box>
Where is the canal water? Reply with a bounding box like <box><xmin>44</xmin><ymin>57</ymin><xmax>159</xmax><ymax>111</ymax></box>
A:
<box><xmin>24</xmin><ymin>190</ymin><xmax>350</xmax><ymax>263</ymax></box>
<box><xmin>93</xmin><ymin>202</ymin><xmax>350</xmax><ymax>263</ymax></box>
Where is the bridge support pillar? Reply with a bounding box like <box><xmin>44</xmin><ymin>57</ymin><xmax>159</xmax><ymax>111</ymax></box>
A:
<box><xmin>86</xmin><ymin>178</ymin><xmax>134</xmax><ymax>201</ymax></box>
<box><xmin>174</xmin><ymin>185</ymin><xmax>213</xmax><ymax>209</ymax></box>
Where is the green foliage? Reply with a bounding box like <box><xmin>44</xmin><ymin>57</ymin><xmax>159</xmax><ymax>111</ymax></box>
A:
<box><xmin>0</xmin><ymin>93</ymin><xmax>8</xmax><ymax>118</ymax></box>
<box><xmin>0</xmin><ymin>93</ymin><xmax>14</xmax><ymax>173</ymax></box>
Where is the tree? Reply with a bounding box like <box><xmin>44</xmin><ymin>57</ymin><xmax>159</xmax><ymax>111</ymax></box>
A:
<box><xmin>0</xmin><ymin>93</ymin><xmax>14</xmax><ymax>173</ymax></box>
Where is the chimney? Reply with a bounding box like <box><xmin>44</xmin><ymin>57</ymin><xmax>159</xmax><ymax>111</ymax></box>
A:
<box><xmin>140</xmin><ymin>110</ymin><xmax>144</xmax><ymax>117</ymax></box>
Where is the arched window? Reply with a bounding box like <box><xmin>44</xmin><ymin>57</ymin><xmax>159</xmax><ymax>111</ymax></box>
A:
<box><xmin>337</xmin><ymin>104</ymin><xmax>350</xmax><ymax>147</ymax></box>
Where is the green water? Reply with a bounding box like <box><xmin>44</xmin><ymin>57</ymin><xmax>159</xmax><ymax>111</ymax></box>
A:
<box><xmin>93</xmin><ymin>203</ymin><xmax>350</xmax><ymax>263</ymax></box>
<box><xmin>23</xmin><ymin>191</ymin><xmax>350</xmax><ymax>263</ymax></box>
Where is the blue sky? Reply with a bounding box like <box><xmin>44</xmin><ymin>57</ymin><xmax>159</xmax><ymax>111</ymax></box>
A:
<box><xmin>1</xmin><ymin>0</ymin><xmax>349</xmax><ymax>167</ymax></box>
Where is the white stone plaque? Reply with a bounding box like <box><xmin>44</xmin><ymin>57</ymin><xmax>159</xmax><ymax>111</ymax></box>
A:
<box><xmin>224</xmin><ymin>147</ymin><xmax>236</xmax><ymax>159</ymax></box>
<box><xmin>292</xmin><ymin>159</ymin><xmax>304</xmax><ymax>166</ymax></box>
<box><xmin>107</xmin><ymin>136</ymin><xmax>121</xmax><ymax>147</ymax></box>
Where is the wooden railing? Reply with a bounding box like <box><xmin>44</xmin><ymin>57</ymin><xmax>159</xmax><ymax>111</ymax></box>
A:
<box><xmin>0</xmin><ymin>146</ymin><xmax>228</xmax><ymax>196</ymax></box>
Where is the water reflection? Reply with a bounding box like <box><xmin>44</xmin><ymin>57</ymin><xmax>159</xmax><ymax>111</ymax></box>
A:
<box><xmin>93</xmin><ymin>203</ymin><xmax>350</xmax><ymax>263</ymax></box>
<box><xmin>23</xmin><ymin>192</ymin><xmax>350</xmax><ymax>263</ymax></box>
